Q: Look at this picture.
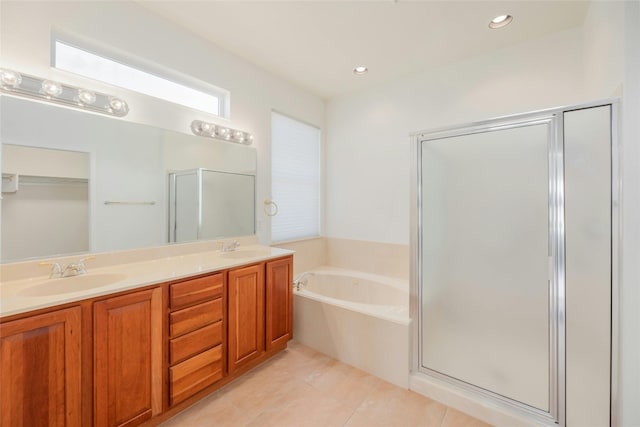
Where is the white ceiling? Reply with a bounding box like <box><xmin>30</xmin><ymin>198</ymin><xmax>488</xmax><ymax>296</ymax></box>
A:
<box><xmin>139</xmin><ymin>1</ymin><xmax>590</xmax><ymax>100</ymax></box>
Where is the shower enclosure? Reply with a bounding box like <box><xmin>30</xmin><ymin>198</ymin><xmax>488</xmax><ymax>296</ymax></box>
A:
<box><xmin>411</xmin><ymin>101</ymin><xmax>617</xmax><ymax>426</ymax></box>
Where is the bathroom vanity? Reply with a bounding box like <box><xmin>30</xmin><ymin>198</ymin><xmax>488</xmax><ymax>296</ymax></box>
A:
<box><xmin>0</xmin><ymin>247</ymin><xmax>293</xmax><ymax>426</ymax></box>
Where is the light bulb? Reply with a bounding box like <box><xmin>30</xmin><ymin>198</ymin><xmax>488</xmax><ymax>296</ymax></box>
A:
<box><xmin>492</xmin><ymin>15</ymin><xmax>508</xmax><ymax>23</ymax></box>
<box><xmin>202</xmin><ymin>122</ymin><xmax>216</xmax><ymax>136</ymax></box>
<box><xmin>191</xmin><ymin>120</ymin><xmax>205</xmax><ymax>135</ymax></box>
<box><xmin>233</xmin><ymin>130</ymin><xmax>245</xmax><ymax>141</ymax></box>
<box><xmin>489</xmin><ymin>14</ymin><xmax>513</xmax><ymax>29</ymax></box>
<box><xmin>41</xmin><ymin>80</ymin><xmax>63</xmax><ymax>97</ymax></box>
<box><xmin>78</xmin><ymin>89</ymin><xmax>96</xmax><ymax>105</ymax></box>
<box><xmin>0</xmin><ymin>69</ymin><xmax>22</xmax><ymax>88</ymax></box>
<box><xmin>353</xmin><ymin>66</ymin><xmax>368</xmax><ymax>75</ymax></box>
<box><xmin>109</xmin><ymin>97</ymin><xmax>129</xmax><ymax>115</ymax></box>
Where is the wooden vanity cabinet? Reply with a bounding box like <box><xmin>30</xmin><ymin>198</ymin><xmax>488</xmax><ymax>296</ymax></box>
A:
<box><xmin>0</xmin><ymin>253</ymin><xmax>293</xmax><ymax>426</ymax></box>
<box><xmin>227</xmin><ymin>256</ymin><xmax>293</xmax><ymax>372</ymax></box>
<box><xmin>93</xmin><ymin>288</ymin><xmax>163</xmax><ymax>427</ymax></box>
<box><xmin>0</xmin><ymin>307</ymin><xmax>82</xmax><ymax>427</ymax></box>
<box><xmin>228</xmin><ymin>263</ymin><xmax>265</xmax><ymax>373</ymax></box>
<box><xmin>266</xmin><ymin>256</ymin><xmax>293</xmax><ymax>351</ymax></box>
<box><xmin>168</xmin><ymin>273</ymin><xmax>225</xmax><ymax>406</ymax></box>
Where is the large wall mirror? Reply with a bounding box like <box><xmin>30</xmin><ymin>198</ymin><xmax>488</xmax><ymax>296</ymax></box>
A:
<box><xmin>0</xmin><ymin>96</ymin><xmax>257</xmax><ymax>263</ymax></box>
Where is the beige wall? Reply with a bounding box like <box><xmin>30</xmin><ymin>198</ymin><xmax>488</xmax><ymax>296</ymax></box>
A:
<box><xmin>272</xmin><ymin>237</ymin><xmax>326</xmax><ymax>277</ymax></box>
<box><xmin>581</xmin><ymin>3</ymin><xmax>640</xmax><ymax>425</ymax></box>
<box><xmin>326</xmin><ymin>238</ymin><xmax>409</xmax><ymax>281</ymax></box>
<box><xmin>273</xmin><ymin>237</ymin><xmax>409</xmax><ymax>281</ymax></box>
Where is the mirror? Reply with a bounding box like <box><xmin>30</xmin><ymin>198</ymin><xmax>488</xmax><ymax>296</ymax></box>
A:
<box><xmin>0</xmin><ymin>96</ymin><xmax>257</xmax><ymax>263</ymax></box>
<box><xmin>168</xmin><ymin>169</ymin><xmax>255</xmax><ymax>243</ymax></box>
<box><xmin>2</xmin><ymin>145</ymin><xmax>90</xmax><ymax>261</ymax></box>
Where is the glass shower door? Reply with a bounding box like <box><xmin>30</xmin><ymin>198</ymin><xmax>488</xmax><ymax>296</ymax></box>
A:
<box><xmin>419</xmin><ymin>121</ymin><xmax>556</xmax><ymax>415</ymax></box>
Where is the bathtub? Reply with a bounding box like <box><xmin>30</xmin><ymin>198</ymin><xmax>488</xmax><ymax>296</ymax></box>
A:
<box><xmin>293</xmin><ymin>267</ymin><xmax>411</xmax><ymax>388</ymax></box>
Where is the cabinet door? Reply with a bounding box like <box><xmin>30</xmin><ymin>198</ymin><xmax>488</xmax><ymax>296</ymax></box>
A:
<box><xmin>0</xmin><ymin>307</ymin><xmax>82</xmax><ymax>427</ymax></box>
<box><xmin>94</xmin><ymin>288</ymin><xmax>162</xmax><ymax>427</ymax></box>
<box><xmin>228</xmin><ymin>264</ymin><xmax>264</xmax><ymax>373</ymax></box>
<box><xmin>266</xmin><ymin>257</ymin><xmax>293</xmax><ymax>351</ymax></box>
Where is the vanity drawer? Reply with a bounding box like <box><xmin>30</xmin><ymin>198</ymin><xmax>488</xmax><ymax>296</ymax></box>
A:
<box><xmin>170</xmin><ymin>345</ymin><xmax>223</xmax><ymax>405</ymax></box>
<box><xmin>170</xmin><ymin>273</ymin><xmax>224</xmax><ymax>310</ymax></box>
<box><xmin>170</xmin><ymin>298</ymin><xmax>222</xmax><ymax>337</ymax></box>
<box><xmin>169</xmin><ymin>321</ymin><xmax>222</xmax><ymax>365</ymax></box>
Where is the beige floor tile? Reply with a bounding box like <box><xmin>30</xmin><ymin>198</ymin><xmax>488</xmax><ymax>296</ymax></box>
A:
<box><xmin>441</xmin><ymin>408</ymin><xmax>493</xmax><ymax>427</ymax></box>
<box><xmin>159</xmin><ymin>405</ymin><xmax>205</xmax><ymax>427</ymax></box>
<box><xmin>343</xmin><ymin>411</ymin><xmax>383</xmax><ymax>427</ymax></box>
<box><xmin>172</xmin><ymin>387</ymin><xmax>256</xmax><ymax>427</ymax></box>
<box><xmin>221</xmin><ymin>372</ymin><xmax>297</xmax><ymax>420</ymax></box>
<box><xmin>352</xmin><ymin>381</ymin><xmax>448</xmax><ymax>427</ymax></box>
<box><xmin>269</xmin><ymin>342</ymin><xmax>333</xmax><ymax>380</ymax></box>
<box><xmin>304</xmin><ymin>359</ymin><xmax>383</xmax><ymax>410</ymax></box>
<box><xmin>247</xmin><ymin>381</ymin><xmax>355</xmax><ymax>427</ymax></box>
<box><xmin>161</xmin><ymin>341</ymin><xmax>490</xmax><ymax>427</ymax></box>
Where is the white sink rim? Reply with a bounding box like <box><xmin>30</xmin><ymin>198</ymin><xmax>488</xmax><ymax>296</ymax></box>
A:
<box><xmin>219</xmin><ymin>249</ymin><xmax>271</xmax><ymax>259</ymax></box>
<box><xmin>18</xmin><ymin>273</ymin><xmax>127</xmax><ymax>297</ymax></box>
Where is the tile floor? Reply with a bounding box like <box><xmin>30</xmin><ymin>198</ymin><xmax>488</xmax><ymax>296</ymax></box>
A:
<box><xmin>161</xmin><ymin>341</ymin><xmax>492</xmax><ymax>427</ymax></box>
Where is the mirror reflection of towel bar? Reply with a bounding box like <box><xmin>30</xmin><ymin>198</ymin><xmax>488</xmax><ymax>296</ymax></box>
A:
<box><xmin>104</xmin><ymin>201</ymin><xmax>156</xmax><ymax>205</ymax></box>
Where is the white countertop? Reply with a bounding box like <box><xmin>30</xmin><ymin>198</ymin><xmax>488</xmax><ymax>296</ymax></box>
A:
<box><xmin>0</xmin><ymin>245</ymin><xmax>293</xmax><ymax>318</ymax></box>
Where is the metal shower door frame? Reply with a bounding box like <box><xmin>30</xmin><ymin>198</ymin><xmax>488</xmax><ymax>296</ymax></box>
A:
<box><xmin>409</xmin><ymin>99</ymin><xmax>620</xmax><ymax>427</ymax></box>
<box><xmin>412</xmin><ymin>112</ymin><xmax>565</xmax><ymax>425</ymax></box>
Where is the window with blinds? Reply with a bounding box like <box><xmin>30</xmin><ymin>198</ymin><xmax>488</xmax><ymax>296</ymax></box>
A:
<box><xmin>271</xmin><ymin>112</ymin><xmax>320</xmax><ymax>242</ymax></box>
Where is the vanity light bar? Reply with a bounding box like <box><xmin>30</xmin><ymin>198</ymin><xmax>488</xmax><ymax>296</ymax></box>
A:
<box><xmin>191</xmin><ymin>120</ymin><xmax>253</xmax><ymax>145</ymax></box>
<box><xmin>0</xmin><ymin>68</ymin><xmax>129</xmax><ymax>117</ymax></box>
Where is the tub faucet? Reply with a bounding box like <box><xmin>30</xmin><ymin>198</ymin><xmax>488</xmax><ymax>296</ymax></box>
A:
<box><xmin>293</xmin><ymin>272</ymin><xmax>314</xmax><ymax>291</ymax></box>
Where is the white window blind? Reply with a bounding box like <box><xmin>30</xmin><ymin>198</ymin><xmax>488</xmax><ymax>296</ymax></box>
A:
<box><xmin>53</xmin><ymin>40</ymin><xmax>227</xmax><ymax>117</ymax></box>
<box><xmin>271</xmin><ymin>112</ymin><xmax>320</xmax><ymax>242</ymax></box>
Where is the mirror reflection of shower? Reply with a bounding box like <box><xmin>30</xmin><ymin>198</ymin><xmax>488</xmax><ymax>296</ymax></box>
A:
<box><xmin>168</xmin><ymin>168</ymin><xmax>255</xmax><ymax>243</ymax></box>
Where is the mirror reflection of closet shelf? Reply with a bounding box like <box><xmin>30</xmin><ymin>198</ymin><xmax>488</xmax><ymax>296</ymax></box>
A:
<box><xmin>2</xmin><ymin>173</ymin><xmax>18</xmax><ymax>193</ymax></box>
<box><xmin>2</xmin><ymin>174</ymin><xmax>88</xmax><ymax>194</ymax></box>
<box><xmin>1</xmin><ymin>145</ymin><xmax>91</xmax><ymax>262</ymax></box>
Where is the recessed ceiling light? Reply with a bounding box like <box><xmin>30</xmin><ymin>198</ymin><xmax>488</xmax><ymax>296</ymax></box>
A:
<box><xmin>353</xmin><ymin>66</ymin><xmax>368</xmax><ymax>75</ymax></box>
<box><xmin>489</xmin><ymin>14</ymin><xmax>513</xmax><ymax>29</ymax></box>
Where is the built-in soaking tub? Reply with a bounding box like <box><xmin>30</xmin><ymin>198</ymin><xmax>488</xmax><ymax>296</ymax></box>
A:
<box><xmin>293</xmin><ymin>267</ymin><xmax>411</xmax><ymax>388</ymax></box>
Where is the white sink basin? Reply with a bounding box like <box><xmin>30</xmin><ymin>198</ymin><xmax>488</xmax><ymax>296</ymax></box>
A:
<box><xmin>220</xmin><ymin>250</ymin><xmax>270</xmax><ymax>259</ymax></box>
<box><xmin>19</xmin><ymin>273</ymin><xmax>127</xmax><ymax>297</ymax></box>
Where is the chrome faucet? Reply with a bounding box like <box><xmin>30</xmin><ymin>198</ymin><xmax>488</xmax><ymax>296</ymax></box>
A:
<box><xmin>40</xmin><ymin>256</ymin><xmax>95</xmax><ymax>279</ymax></box>
<box><xmin>62</xmin><ymin>258</ymin><xmax>88</xmax><ymax>277</ymax></box>
<box><xmin>61</xmin><ymin>256</ymin><xmax>95</xmax><ymax>277</ymax></box>
<box><xmin>293</xmin><ymin>272</ymin><xmax>314</xmax><ymax>291</ymax></box>
<box><xmin>221</xmin><ymin>240</ymin><xmax>240</xmax><ymax>252</ymax></box>
<box><xmin>40</xmin><ymin>261</ymin><xmax>63</xmax><ymax>279</ymax></box>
